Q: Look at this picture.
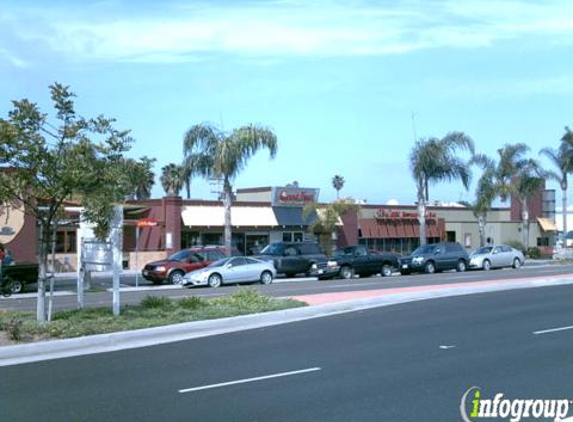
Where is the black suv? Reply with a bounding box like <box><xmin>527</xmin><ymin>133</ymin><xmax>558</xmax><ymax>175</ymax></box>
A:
<box><xmin>255</xmin><ymin>242</ymin><xmax>331</xmax><ymax>278</ymax></box>
<box><xmin>400</xmin><ymin>242</ymin><xmax>469</xmax><ymax>275</ymax></box>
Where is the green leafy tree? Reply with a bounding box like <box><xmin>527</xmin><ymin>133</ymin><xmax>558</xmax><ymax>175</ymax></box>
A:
<box><xmin>332</xmin><ymin>175</ymin><xmax>345</xmax><ymax>199</ymax></box>
<box><xmin>0</xmin><ymin>83</ymin><xmax>136</xmax><ymax>323</ymax></box>
<box><xmin>409</xmin><ymin>132</ymin><xmax>475</xmax><ymax>245</ymax></box>
<box><xmin>304</xmin><ymin>198</ymin><xmax>360</xmax><ymax>256</ymax></box>
<box><xmin>182</xmin><ymin>123</ymin><xmax>278</xmax><ymax>254</ymax></box>
<box><xmin>160</xmin><ymin>163</ymin><xmax>184</xmax><ymax>197</ymax></box>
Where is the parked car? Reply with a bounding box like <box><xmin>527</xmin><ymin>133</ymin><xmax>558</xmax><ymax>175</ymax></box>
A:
<box><xmin>182</xmin><ymin>257</ymin><xmax>276</xmax><ymax>288</ymax></box>
<box><xmin>400</xmin><ymin>242</ymin><xmax>469</xmax><ymax>274</ymax></box>
<box><xmin>0</xmin><ymin>262</ymin><xmax>39</xmax><ymax>294</ymax></box>
<box><xmin>332</xmin><ymin>245</ymin><xmax>400</xmax><ymax>279</ymax></box>
<box><xmin>142</xmin><ymin>246</ymin><xmax>227</xmax><ymax>285</ymax></box>
<box><xmin>254</xmin><ymin>242</ymin><xmax>333</xmax><ymax>278</ymax></box>
<box><xmin>469</xmin><ymin>244</ymin><xmax>525</xmax><ymax>271</ymax></box>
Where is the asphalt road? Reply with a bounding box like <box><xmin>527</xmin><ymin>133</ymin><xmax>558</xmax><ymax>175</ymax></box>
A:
<box><xmin>2</xmin><ymin>262</ymin><xmax>573</xmax><ymax>312</ymax></box>
<box><xmin>2</xmin><ymin>284</ymin><xmax>573</xmax><ymax>421</ymax></box>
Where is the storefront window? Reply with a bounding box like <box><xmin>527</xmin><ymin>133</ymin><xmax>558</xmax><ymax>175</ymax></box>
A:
<box><xmin>56</xmin><ymin>230</ymin><xmax>77</xmax><ymax>253</ymax></box>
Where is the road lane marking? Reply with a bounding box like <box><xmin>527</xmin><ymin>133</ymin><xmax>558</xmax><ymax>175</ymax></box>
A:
<box><xmin>533</xmin><ymin>325</ymin><xmax>573</xmax><ymax>335</ymax></box>
<box><xmin>178</xmin><ymin>367</ymin><xmax>322</xmax><ymax>394</ymax></box>
<box><xmin>439</xmin><ymin>345</ymin><xmax>456</xmax><ymax>349</ymax></box>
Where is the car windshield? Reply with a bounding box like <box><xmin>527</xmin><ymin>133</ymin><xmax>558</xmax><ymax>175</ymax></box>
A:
<box><xmin>473</xmin><ymin>247</ymin><xmax>493</xmax><ymax>255</ymax></box>
<box><xmin>260</xmin><ymin>244</ymin><xmax>284</xmax><ymax>255</ymax></box>
<box><xmin>412</xmin><ymin>245</ymin><xmax>436</xmax><ymax>255</ymax></box>
<box><xmin>208</xmin><ymin>258</ymin><xmax>232</xmax><ymax>268</ymax></box>
<box><xmin>169</xmin><ymin>250</ymin><xmax>190</xmax><ymax>261</ymax></box>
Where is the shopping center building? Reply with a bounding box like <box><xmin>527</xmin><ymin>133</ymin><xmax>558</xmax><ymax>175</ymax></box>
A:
<box><xmin>0</xmin><ymin>185</ymin><xmax>558</xmax><ymax>271</ymax></box>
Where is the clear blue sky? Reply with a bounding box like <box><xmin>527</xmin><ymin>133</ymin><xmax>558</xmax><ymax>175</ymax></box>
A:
<box><xmin>1</xmin><ymin>0</ymin><xmax>572</xmax><ymax>206</ymax></box>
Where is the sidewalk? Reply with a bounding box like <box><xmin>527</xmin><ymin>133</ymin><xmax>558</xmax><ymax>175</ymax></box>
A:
<box><xmin>2</xmin><ymin>272</ymin><xmax>573</xmax><ymax>367</ymax></box>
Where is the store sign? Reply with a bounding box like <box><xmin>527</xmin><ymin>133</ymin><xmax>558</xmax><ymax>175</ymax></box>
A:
<box><xmin>136</xmin><ymin>217</ymin><xmax>159</xmax><ymax>227</ymax></box>
<box><xmin>375</xmin><ymin>209</ymin><xmax>437</xmax><ymax>220</ymax></box>
<box><xmin>0</xmin><ymin>201</ymin><xmax>25</xmax><ymax>244</ymax></box>
<box><xmin>272</xmin><ymin>187</ymin><xmax>319</xmax><ymax>207</ymax></box>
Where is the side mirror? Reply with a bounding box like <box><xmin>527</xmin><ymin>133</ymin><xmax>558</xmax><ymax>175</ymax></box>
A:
<box><xmin>225</xmin><ymin>263</ymin><xmax>233</xmax><ymax>268</ymax></box>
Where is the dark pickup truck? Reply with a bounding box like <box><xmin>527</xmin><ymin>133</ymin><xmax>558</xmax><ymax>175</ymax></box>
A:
<box><xmin>0</xmin><ymin>263</ymin><xmax>39</xmax><ymax>294</ymax></box>
<box><xmin>333</xmin><ymin>245</ymin><xmax>400</xmax><ymax>279</ymax></box>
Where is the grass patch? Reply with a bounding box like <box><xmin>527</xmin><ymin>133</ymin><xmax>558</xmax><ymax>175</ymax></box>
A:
<box><xmin>0</xmin><ymin>289</ymin><xmax>307</xmax><ymax>343</ymax></box>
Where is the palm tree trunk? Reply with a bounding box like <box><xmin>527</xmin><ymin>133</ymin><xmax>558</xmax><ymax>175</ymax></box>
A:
<box><xmin>521</xmin><ymin>197</ymin><xmax>529</xmax><ymax>247</ymax></box>
<box><xmin>36</xmin><ymin>221</ymin><xmax>50</xmax><ymax>324</ymax></box>
<box><xmin>223</xmin><ymin>177</ymin><xmax>232</xmax><ymax>256</ymax></box>
<box><xmin>477</xmin><ymin>212</ymin><xmax>487</xmax><ymax>247</ymax></box>
<box><xmin>562</xmin><ymin>186</ymin><xmax>567</xmax><ymax>245</ymax></box>
<box><xmin>418</xmin><ymin>185</ymin><xmax>427</xmax><ymax>246</ymax></box>
<box><xmin>186</xmin><ymin>178</ymin><xmax>191</xmax><ymax>199</ymax></box>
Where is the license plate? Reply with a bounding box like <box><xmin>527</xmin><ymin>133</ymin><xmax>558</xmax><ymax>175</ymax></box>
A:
<box><xmin>317</xmin><ymin>269</ymin><xmax>324</xmax><ymax>274</ymax></box>
<box><xmin>401</xmin><ymin>264</ymin><xmax>408</xmax><ymax>269</ymax></box>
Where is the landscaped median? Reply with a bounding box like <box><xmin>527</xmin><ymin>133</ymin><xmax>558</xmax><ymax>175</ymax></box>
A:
<box><xmin>0</xmin><ymin>289</ymin><xmax>306</xmax><ymax>345</ymax></box>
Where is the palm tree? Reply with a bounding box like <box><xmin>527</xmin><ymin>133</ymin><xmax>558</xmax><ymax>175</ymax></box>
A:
<box><xmin>160</xmin><ymin>163</ymin><xmax>184</xmax><ymax>197</ymax></box>
<box><xmin>182</xmin><ymin>123</ymin><xmax>277</xmax><ymax>255</ymax></box>
<box><xmin>540</xmin><ymin>140</ymin><xmax>572</xmax><ymax>240</ymax></box>
<box><xmin>332</xmin><ymin>175</ymin><xmax>345</xmax><ymax>199</ymax></box>
<box><xmin>472</xmin><ymin>154</ymin><xmax>498</xmax><ymax>246</ymax></box>
<box><xmin>496</xmin><ymin>143</ymin><xmax>544</xmax><ymax>246</ymax></box>
<box><xmin>409</xmin><ymin>132</ymin><xmax>475</xmax><ymax>245</ymax></box>
<box><xmin>127</xmin><ymin>156</ymin><xmax>156</xmax><ymax>200</ymax></box>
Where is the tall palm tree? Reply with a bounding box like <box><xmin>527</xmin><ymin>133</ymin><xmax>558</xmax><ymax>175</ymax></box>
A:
<box><xmin>128</xmin><ymin>156</ymin><xmax>156</xmax><ymax>200</ymax></box>
<box><xmin>472</xmin><ymin>154</ymin><xmax>498</xmax><ymax>246</ymax></box>
<box><xmin>332</xmin><ymin>175</ymin><xmax>345</xmax><ymax>199</ymax></box>
<box><xmin>183</xmin><ymin>123</ymin><xmax>278</xmax><ymax>255</ymax></box>
<box><xmin>540</xmin><ymin>143</ymin><xmax>572</xmax><ymax>240</ymax></box>
<box><xmin>160</xmin><ymin>163</ymin><xmax>184</xmax><ymax>197</ymax></box>
<box><xmin>496</xmin><ymin>143</ymin><xmax>544</xmax><ymax>246</ymax></box>
<box><xmin>409</xmin><ymin>132</ymin><xmax>475</xmax><ymax>246</ymax></box>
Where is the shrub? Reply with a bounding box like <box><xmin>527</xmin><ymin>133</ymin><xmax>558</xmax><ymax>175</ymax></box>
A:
<box><xmin>179</xmin><ymin>296</ymin><xmax>207</xmax><ymax>310</ymax></box>
<box><xmin>506</xmin><ymin>240</ymin><xmax>526</xmax><ymax>254</ymax></box>
<box><xmin>527</xmin><ymin>247</ymin><xmax>541</xmax><ymax>259</ymax></box>
<box><xmin>140</xmin><ymin>295</ymin><xmax>173</xmax><ymax>309</ymax></box>
<box><xmin>3</xmin><ymin>317</ymin><xmax>23</xmax><ymax>341</ymax></box>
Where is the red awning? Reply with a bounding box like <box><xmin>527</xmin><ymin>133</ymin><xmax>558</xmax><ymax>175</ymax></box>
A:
<box><xmin>386</xmin><ymin>222</ymin><xmax>397</xmax><ymax>238</ymax></box>
<box><xmin>404</xmin><ymin>221</ymin><xmax>415</xmax><ymax>237</ymax></box>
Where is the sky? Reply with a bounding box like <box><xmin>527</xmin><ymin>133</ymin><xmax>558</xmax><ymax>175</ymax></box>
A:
<box><xmin>1</xmin><ymin>0</ymin><xmax>572</xmax><ymax>206</ymax></box>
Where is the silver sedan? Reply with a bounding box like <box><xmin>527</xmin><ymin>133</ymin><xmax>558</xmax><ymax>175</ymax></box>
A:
<box><xmin>182</xmin><ymin>257</ymin><xmax>276</xmax><ymax>288</ymax></box>
<box><xmin>468</xmin><ymin>245</ymin><xmax>525</xmax><ymax>271</ymax></box>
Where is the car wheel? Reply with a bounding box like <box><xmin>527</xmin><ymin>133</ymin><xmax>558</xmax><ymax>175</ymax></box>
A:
<box><xmin>513</xmin><ymin>258</ymin><xmax>522</xmax><ymax>269</ymax></box>
<box><xmin>381</xmin><ymin>264</ymin><xmax>393</xmax><ymax>277</ymax></box>
<box><xmin>8</xmin><ymin>280</ymin><xmax>23</xmax><ymax>294</ymax></box>
<box><xmin>260</xmin><ymin>271</ymin><xmax>273</xmax><ymax>285</ymax></box>
<box><xmin>168</xmin><ymin>270</ymin><xmax>185</xmax><ymax>286</ymax></box>
<box><xmin>456</xmin><ymin>260</ymin><xmax>467</xmax><ymax>272</ymax></box>
<box><xmin>208</xmin><ymin>273</ymin><xmax>222</xmax><ymax>288</ymax></box>
<box><xmin>424</xmin><ymin>261</ymin><xmax>435</xmax><ymax>274</ymax></box>
<box><xmin>339</xmin><ymin>266</ymin><xmax>354</xmax><ymax>279</ymax></box>
<box><xmin>482</xmin><ymin>259</ymin><xmax>491</xmax><ymax>271</ymax></box>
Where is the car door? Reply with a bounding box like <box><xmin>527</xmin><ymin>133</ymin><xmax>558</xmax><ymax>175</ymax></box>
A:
<box><xmin>500</xmin><ymin>245</ymin><xmax>514</xmax><ymax>267</ymax></box>
<box><xmin>224</xmin><ymin>257</ymin><xmax>249</xmax><ymax>283</ymax></box>
<box><xmin>434</xmin><ymin>245</ymin><xmax>449</xmax><ymax>270</ymax></box>
<box><xmin>281</xmin><ymin>245</ymin><xmax>300</xmax><ymax>274</ymax></box>
<box><xmin>490</xmin><ymin>246</ymin><xmax>504</xmax><ymax>268</ymax></box>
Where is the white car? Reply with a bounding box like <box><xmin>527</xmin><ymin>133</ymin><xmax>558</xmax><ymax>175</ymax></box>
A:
<box><xmin>182</xmin><ymin>257</ymin><xmax>277</xmax><ymax>288</ymax></box>
<box><xmin>469</xmin><ymin>245</ymin><xmax>525</xmax><ymax>271</ymax></box>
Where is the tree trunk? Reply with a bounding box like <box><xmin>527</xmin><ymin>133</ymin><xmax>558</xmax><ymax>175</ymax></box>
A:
<box><xmin>36</xmin><ymin>221</ymin><xmax>50</xmax><ymax>324</ymax></box>
<box><xmin>521</xmin><ymin>197</ymin><xmax>529</xmax><ymax>248</ymax></box>
<box><xmin>186</xmin><ymin>178</ymin><xmax>191</xmax><ymax>199</ymax></box>
<box><xmin>562</xmin><ymin>185</ymin><xmax>567</xmax><ymax>245</ymax></box>
<box><xmin>223</xmin><ymin>177</ymin><xmax>232</xmax><ymax>256</ymax></box>
<box><xmin>418</xmin><ymin>185</ymin><xmax>427</xmax><ymax>246</ymax></box>
<box><xmin>477</xmin><ymin>212</ymin><xmax>487</xmax><ymax>247</ymax></box>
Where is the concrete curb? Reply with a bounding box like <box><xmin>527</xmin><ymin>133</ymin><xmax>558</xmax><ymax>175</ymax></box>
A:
<box><xmin>2</xmin><ymin>276</ymin><xmax>573</xmax><ymax>367</ymax></box>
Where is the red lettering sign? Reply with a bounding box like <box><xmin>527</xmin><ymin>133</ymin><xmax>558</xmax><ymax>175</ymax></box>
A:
<box><xmin>136</xmin><ymin>218</ymin><xmax>159</xmax><ymax>227</ymax></box>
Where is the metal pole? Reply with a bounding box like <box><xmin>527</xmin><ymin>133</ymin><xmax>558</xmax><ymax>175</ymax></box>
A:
<box><xmin>135</xmin><ymin>226</ymin><xmax>139</xmax><ymax>288</ymax></box>
<box><xmin>77</xmin><ymin>247</ymin><xmax>84</xmax><ymax>309</ymax></box>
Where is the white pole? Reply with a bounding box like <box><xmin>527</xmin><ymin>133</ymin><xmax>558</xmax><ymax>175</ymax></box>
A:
<box><xmin>135</xmin><ymin>226</ymin><xmax>140</xmax><ymax>288</ymax></box>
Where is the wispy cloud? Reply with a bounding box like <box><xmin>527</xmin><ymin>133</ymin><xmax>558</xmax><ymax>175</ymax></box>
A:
<box><xmin>1</xmin><ymin>0</ymin><xmax>573</xmax><ymax>64</ymax></box>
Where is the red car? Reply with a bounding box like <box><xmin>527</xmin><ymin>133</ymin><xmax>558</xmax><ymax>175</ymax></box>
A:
<box><xmin>142</xmin><ymin>246</ymin><xmax>227</xmax><ymax>285</ymax></box>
